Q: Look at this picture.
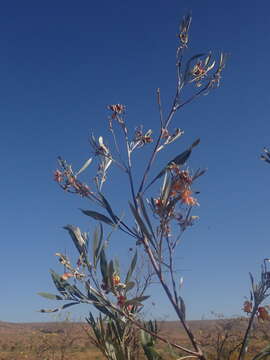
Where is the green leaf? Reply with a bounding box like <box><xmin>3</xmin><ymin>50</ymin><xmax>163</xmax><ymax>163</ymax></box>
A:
<box><xmin>94</xmin><ymin>304</ymin><xmax>116</xmax><ymax>319</ymax></box>
<box><xmin>114</xmin><ymin>258</ymin><xmax>120</xmax><ymax>275</ymax></box>
<box><xmin>141</xmin><ymin>322</ymin><xmax>163</xmax><ymax>360</ymax></box>
<box><xmin>99</xmin><ymin>193</ymin><xmax>118</xmax><ymax>224</ymax></box>
<box><xmin>125</xmin><ymin>251</ymin><xmax>137</xmax><ymax>284</ymax></box>
<box><xmin>125</xmin><ymin>295</ymin><xmax>150</xmax><ymax>306</ymax></box>
<box><xmin>144</xmin><ymin>139</ymin><xmax>200</xmax><ymax>193</ymax></box>
<box><xmin>39</xmin><ymin>301</ymin><xmax>80</xmax><ymax>313</ymax></box>
<box><xmin>124</xmin><ymin>281</ymin><xmax>135</xmax><ymax>293</ymax></box>
<box><xmin>179</xmin><ymin>296</ymin><xmax>186</xmax><ymax>320</ymax></box>
<box><xmin>100</xmin><ymin>248</ymin><xmax>108</xmax><ymax>284</ymax></box>
<box><xmin>108</xmin><ymin>260</ymin><xmax>115</xmax><ymax>288</ymax></box>
<box><xmin>63</xmin><ymin>225</ymin><xmax>86</xmax><ymax>255</ymax></box>
<box><xmin>142</xmin><ymin>345</ymin><xmax>163</xmax><ymax>360</ymax></box>
<box><xmin>50</xmin><ymin>269</ymin><xmax>87</xmax><ymax>301</ymax></box>
<box><xmin>129</xmin><ymin>203</ymin><xmax>152</xmax><ymax>243</ymax></box>
<box><xmin>50</xmin><ymin>270</ymin><xmax>69</xmax><ymax>298</ymax></box>
<box><xmin>81</xmin><ymin>209</ymin><xmax>114</xmax><ymax>226</ymax></box>
<box><xmin>160</xmin><ymin>171</ymin><xmax>171</xmax><ymax>205</ymax></box>
<box><xmin>93</xmin><ymin>224</ymin><xmax>103</xmax><ymax>268</ymax></box>
<box><xmin>138</xmin><ymin>196</ymin><xmax>156</xmax><ymax>240</ymax></box>
<box><xmin>252</xmin><ymin>344</ymin><xmax>270</xmax><ymax>360</ymax></box>
<box><xmin>37</xmin><ymin>292</ymin><xmax>63</xmax><ymax>301</ymax></box>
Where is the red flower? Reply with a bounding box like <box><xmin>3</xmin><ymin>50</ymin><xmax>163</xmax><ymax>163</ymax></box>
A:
<box><xmin>192</xmin><ymin>62</ymin><xmax>206</xmax><ymax>78</ymax></box>
<box><xmin>181</xmin><ymin>189</ymin><xmax>198</xmax><ymax>206</ymax></box>
<box><xmin>117</xmin><ymin>295</ymin><xmax>126</xmax><ymax>307</ymax></box>
<box><xmin>257</xmin><ymin>307</ymin><xmax>269</xmax><ymax>321</ymax></box>
<box><xmin>54</xmin><ymin>170</ymin><xmax>63</xmax><ymax>183</ymax></box>
<box><xmin>108</xmin><ymin>104</ymin><xmax>125</xmax><ymax>114</ymax></box>
<box><xmin>126</xmin><ymin>305</ymin><xmax>134</xmax><ymax>312</ymax></box>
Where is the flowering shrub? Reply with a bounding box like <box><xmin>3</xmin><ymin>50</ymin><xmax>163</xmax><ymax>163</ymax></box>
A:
<box><xmin>40</xmin><ymin>13</ymin><xmax>270</xmax><ymax>360</ymax></box>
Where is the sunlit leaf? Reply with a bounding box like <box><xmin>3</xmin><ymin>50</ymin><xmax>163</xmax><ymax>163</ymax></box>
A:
<box><xmin>63</xmin><ymin>225</ymin><xmax>86</xmax><ymax>255</ymax></box>
<box><xmin>76</xmin><ymin>157</ymin><xmax>92</xmax><ymax>176</ymax></box>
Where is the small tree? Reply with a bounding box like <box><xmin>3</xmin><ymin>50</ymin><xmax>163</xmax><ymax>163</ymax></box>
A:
<box><xmin>42</xmin><ymin>13</ymin><xmax>270</xmax><ymax>360</ymax></box>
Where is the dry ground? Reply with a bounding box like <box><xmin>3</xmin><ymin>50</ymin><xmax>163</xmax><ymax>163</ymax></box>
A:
<box><xmin>0</xmin><ymin>318</ymin><xmax>269</xmax><ymax>359</ymax></box>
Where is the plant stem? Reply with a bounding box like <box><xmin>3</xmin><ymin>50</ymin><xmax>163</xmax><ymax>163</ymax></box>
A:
<box><xmin>141</xmin><ymin>236</ymin><xmax>206</xmax><ymax>360</ymax></box>
<box><xmin>238</xmin><ymin>308</ymin><xmax>257</xmax><ymax>360</ymax></box>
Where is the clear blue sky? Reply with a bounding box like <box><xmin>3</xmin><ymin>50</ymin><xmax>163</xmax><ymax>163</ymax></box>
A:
<box><xmin>1</xmin><ymin>0</ymin><xmax>270</xmax><ymax>322</ymax></box>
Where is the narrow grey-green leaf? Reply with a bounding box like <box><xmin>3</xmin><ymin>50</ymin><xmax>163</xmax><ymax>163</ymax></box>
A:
<box><xmin>63</xmin><ymin>225</ymin><xmax>86</xmax><ymax>254</ymax></box>
<box><xmin>50</xmin><ymin>269</ymin><xmax>69</xmax><ymax>298</ymax></box>
<box><xmin>125</xmin><ymin>250</ymin><xmax>137</xmax><ymax>284</ymax></box>
<box><xmin>99</xmin><ymin>193</ymin><xmax>118</xmax><ymax>223</ymax></box>
<box><xmin>37</xmin><ymin>292</ymin><xmax>63</xmax><ymax>301</ymax></box>
<box><xmin>129</xmin><ymin>202</ymin><xmax>152</xmax><ymax>242</ymax></box>
<box><xmin>39</xmin><ymin>301</ymin><xmax>79</xmax><ymax>313</ymax></box>
<box><xmin>125</xmin><ymin>295</ymin><xmax>150</xmax><ymax>306</ymax></box>
<box><xmin>81</xmin><ymin>209</ymin><xmax>114</xmax><ymax>226</ymax></box>
<box><xmin>124</xmin><ymin>281</ymin><xmax>135</xmax><ymax>293</ymax></box>
<box><xmin>179</xmin><ymin>296</ymin><xmax>186</xmax><ymax>320</ymax></box>
<box><xmin>108</xmin><ymin>260</ymin><xmax>114</xmax><ymax>288</ymax></box>
<box><xmin>100</xmin><ymin>248</ymin><xmax>108</xmax><ymax>284</ymax></box>
<box><xmin>138</xmin><ymin>196</ymin><xmax>156</xmax><ymax>240</ymax></box>
<box><xmin>92</xmin><ymin>226</ymin><xmax>99</xmax><ymax>268</ymax></box>
<box><xmin>144</xmin><ymin>139</ymin><xmax>200</xmax><ymax>193</ymax></box>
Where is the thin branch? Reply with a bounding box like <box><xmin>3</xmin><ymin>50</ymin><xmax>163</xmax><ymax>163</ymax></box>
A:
<box><xmin>157</xmin><ymin>88</ymin><xmax>164</xmax><ymax>127</ymax></box>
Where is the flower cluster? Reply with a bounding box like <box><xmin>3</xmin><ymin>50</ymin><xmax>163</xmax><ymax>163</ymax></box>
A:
<box><xmin>134</xmin><ymin>128</ymin><xmax>153</xmax><ymax>145</ymax></box>
<box><xmin>54</xmin><ymin>169</ymin><xmax>91</xmax><ymax>197</ymax></box>
<box><xmin>242</xmin><ymin>301</ymin><xmax>270</xmax><ymax>321</ymax></box>
<box><xmin>100</xmin><ymin>274</ymin><xmax>135</xmax><ymax>314</ymax></box>
<box><xmin>108</xmin><ymin>104</ymin><xmax>125</xmax><ymax>115</ymax></box>
<box><xmin>153</xmin><ymin>168</ymin><xmax>198</xmax><ymax>236</ymax></box>
<box><xmin>55</xmin><ymin>252</ymin><xmax>85</xmax><ymax>281</ymax></box>
<box><xmin>129</xmin><ymin>128</ymin><xmax>153</xmax><ymax>151</ymax></box>
<box><xmin>191</xmin><ymin>61</ymin><xmax>206</xmax><ymax>79</ymax></box>
<box><xmin>170</xmin><ymin>168</ymin><xmax>198</xmax><ymax>205</ymax></box>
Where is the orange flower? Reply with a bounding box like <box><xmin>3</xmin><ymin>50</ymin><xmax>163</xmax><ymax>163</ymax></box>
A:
<box><xmin>181</xmin><ymin>189</ymin><xmax>198</xmax><ymax>206</ymax></box>
<box><xmin>112</xmin><ymin>275</ymin><xmax>120</xmax><ymax>286</ymax></box>
<box><xmin>258</xmin><ymin>307</ymin><xmax>269</xmax><ymax>321</ymax></box>
<box><xmin>243</xmin><ymin>301</ymin><xmax>253</xmax><ymax>314</ymax></box>
<box><xmin>61</xmin><ymin>272</ymin><xmax>74</xmax><ymax>280</ymax></box>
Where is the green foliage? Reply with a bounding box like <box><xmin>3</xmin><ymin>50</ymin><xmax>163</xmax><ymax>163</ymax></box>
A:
<box><xmin>141</xmin><ymin>321</ymin><xmax>163</xmax><ymax>360</ymax></box>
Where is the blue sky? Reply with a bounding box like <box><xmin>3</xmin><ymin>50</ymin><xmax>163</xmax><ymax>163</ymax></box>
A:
<box><xmin>1</xmin><ymin>0</ymin><xmax>270</xmax><ymax>322</ymax></box>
